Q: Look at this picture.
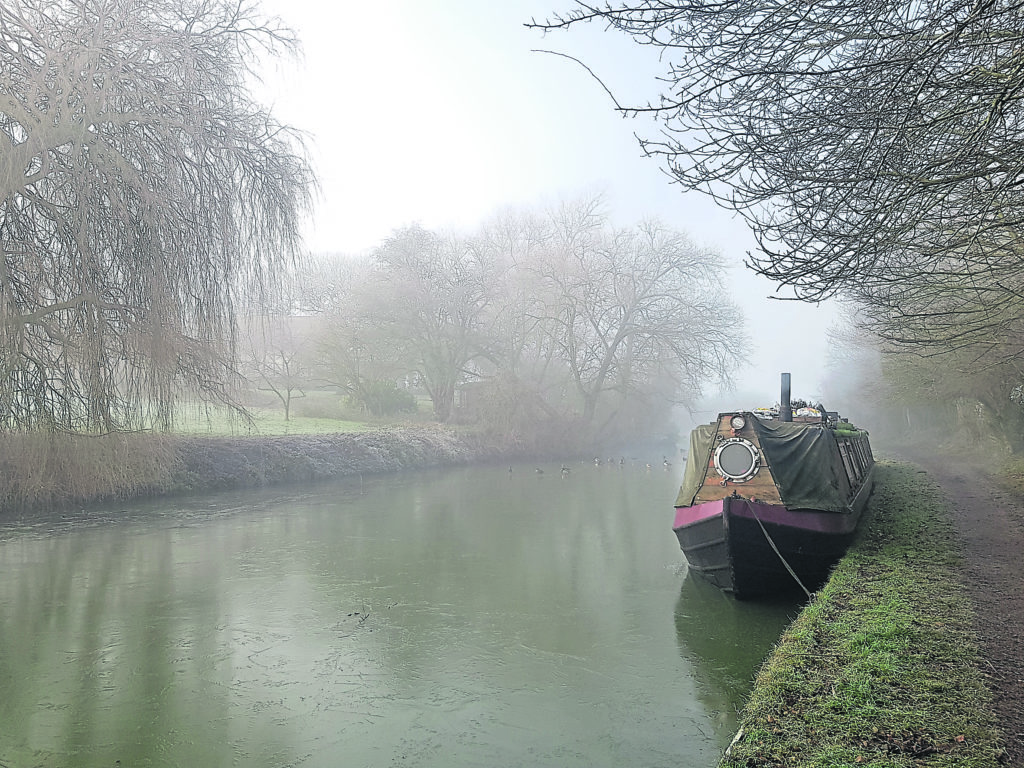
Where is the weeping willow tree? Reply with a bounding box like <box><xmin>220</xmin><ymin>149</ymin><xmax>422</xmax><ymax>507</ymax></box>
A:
<box><xmin>0</xmin><ymin>0</ymin><xmax>315</xmax><ymax>432</ymax></box>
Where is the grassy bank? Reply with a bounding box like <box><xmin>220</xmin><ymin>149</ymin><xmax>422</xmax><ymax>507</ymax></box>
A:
<box><xmin>175</xmin><ymin>409</ymin><xmax>373</xmax><ymax>436</ymax></box>
<box><xmin>170</xmin><ymin>400</ymin><xmax>375</xmax><ymax>436</ymax></box>
<box><xmin>720</xmin><ymin>461</ymin><xmax>1003</xmax><ymax>767</ymax></box>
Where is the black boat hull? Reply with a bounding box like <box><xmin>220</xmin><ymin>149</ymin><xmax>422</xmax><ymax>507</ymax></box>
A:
<box><xmin>673</xmin><ymin>473</ymin><xmax>872</xmax><ymax>598</ymax></box>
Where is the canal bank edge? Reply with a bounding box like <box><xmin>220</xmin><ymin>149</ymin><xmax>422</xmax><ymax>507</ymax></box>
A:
<box><xmin>170</xmin><ymin>428</ymin><xmax>515</xmax><ymax>492</ymax></box>
<box><xmin>0</xmin><ymin>427</ymin><xmax>560</xmax><ymax>515</ymax></box>
<box><xmin>719</xmin><ymin>461</ymin><xmax>1005</xmax><ymax>767</ymax></box>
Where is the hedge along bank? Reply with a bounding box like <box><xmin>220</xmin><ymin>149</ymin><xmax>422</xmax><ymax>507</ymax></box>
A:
<box><xmin>0</xmin><ymin>427</ymin><xmax>518</xmax><ymax>514</ymax></box>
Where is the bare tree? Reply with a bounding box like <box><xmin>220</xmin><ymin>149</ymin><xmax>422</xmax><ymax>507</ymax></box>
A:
<box><xmin>310</xmin><ymin>254</ymin><xmax>416</xmax><ymax>416</ymax></box>
<box><xmin>533</xmin><ymin>2</ymin><xmax>1024</xmax><ymax>343</ymax></box>
<box><xmin>536</xmin><ymin>216</ymin><xmax>743</xmax><ymax>432</ymax></box>
<box><xmin>366</xmin><ymin>225</ymin><xmax>497</xmax><ymax>422</ymax></box>
<box><xmin>472</xmin><ymin>203</ymin><xmax>590</xmax><ymax>424</ymax></box>
<box><xmin>0</xmin><ymin>0</ymin><xmax>314</xmax><ymax>432</ymax></box>
<box><xmin>240</xmin><ymin>314</ymin><xmax>321</xmax><ymax>421</ymax></box>
<box><xmin>465</xmin><ymin>199</ymin><xmax>745</xmax><ymax>438</ymax></box>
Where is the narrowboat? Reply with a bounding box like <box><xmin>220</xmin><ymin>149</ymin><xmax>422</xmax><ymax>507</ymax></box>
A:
<box><xmin>672</xmin><ymin>374</ymin><xmax>874</xmax><ymax>599</ymax></box>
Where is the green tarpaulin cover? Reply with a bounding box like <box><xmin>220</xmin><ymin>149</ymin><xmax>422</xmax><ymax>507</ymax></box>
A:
<box><xmin>674</xmin><ymin>417</ymin><xmax>851</xmax><ymax>512</ymax></box>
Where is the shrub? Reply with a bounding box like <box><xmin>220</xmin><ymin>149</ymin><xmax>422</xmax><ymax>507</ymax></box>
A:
<box><xmin>349</xmin><ymin>381</ymin><xmax>418</xmax><ymax>418</ymax></box>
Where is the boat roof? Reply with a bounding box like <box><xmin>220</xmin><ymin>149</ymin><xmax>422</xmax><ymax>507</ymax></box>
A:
<box><xmin>675</xmin><ymin>414</ymin><xmax>863</xmax><ymax>511</ymax></box>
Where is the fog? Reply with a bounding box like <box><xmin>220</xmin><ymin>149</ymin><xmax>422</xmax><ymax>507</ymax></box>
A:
<box><xmin>256</xmin><ymin>1</ymin><xmax>839</xmax><ymax>410</ymax></box>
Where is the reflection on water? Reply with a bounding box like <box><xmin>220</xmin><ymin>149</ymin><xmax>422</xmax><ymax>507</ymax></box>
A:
<box><xmin>0</xmin><ymin>458</ymin><xmax>796</xmax><ymax>767</ymax></box>
<box><xmin>674</xmin><ymin>573</ymin><xmax>799</xmax><ymax>733</ymax></box>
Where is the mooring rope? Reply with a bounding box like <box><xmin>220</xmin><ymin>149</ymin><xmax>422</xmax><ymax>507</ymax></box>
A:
<box><xmin>748</xmin><ymin>505</ymin><xmax>813</xmax><ymax>599</ymax></box>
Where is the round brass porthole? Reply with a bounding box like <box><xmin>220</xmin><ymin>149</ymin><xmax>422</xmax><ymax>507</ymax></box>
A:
<box><xmin>714</xmin><ymin>437</ymin><xmax>761</xmax><ymax>483</ymax></box>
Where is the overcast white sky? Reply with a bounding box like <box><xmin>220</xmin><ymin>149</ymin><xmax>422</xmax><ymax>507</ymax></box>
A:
<box><xmin>257</xmin><ymin>0</ymin><xmax>840</xmax><ymax>410</ymax></box>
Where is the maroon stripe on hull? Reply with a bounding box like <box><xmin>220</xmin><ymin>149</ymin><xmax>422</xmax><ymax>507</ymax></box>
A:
<box><xmin>673</xmin><ymin>499</ymin><xmax>727</xmax><ymax>530</ymax></box>
<box><xmin>728</xmin><ymin>499</ymin><xmax>859</xmax><ymax>535</ymax></box>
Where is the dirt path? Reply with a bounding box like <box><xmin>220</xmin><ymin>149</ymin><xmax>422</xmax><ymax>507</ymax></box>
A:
<box><xmin>903</xmin><ymin>452</ymin><xmax>1024</xmax><ymax>766</ymax></box>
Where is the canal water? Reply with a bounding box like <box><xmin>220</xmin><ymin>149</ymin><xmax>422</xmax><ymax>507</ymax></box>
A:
<box><xmin>0</xmin><ymin>458</ymin><xmax>798</xmax><ymax>767</ymax></box>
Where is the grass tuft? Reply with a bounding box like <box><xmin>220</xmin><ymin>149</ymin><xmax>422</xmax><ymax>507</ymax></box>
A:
<box><xmin>721</xmin><ymin>461</ymin><xmax>1003</xmax><ymax>767</ymax></box>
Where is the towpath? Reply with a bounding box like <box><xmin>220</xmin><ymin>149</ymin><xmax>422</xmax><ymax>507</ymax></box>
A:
<box><xmin>905</xmin><ymin>451</ymin><xmax>1024</xmax><ymax>766</ymax></box>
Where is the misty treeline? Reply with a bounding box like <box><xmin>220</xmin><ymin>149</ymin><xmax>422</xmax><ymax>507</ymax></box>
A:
<box><xmin>822</xmin><ymin>313</ymin><xmax>1024</xmax><ymax>454</ymax></box>
<box><xmin>247</xmin><ymin>198</ymin><xmax>745</xmax><ymax>448</ymax></box>
<box><xmin>540</xmin><ymin>1</ymin><xmax>1024</xmax><ymax>454</ymax></box>
<box><xmin>0</xmin><ymin>0</ymin><xmax>747</xmax><ymax>459</ymax></box>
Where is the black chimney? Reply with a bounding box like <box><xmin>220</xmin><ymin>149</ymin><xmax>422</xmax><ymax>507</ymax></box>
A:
<box><xmin>780</xmin><ymin>372</ymin><xmax>792</xmax><ymax>422</ymax></box>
